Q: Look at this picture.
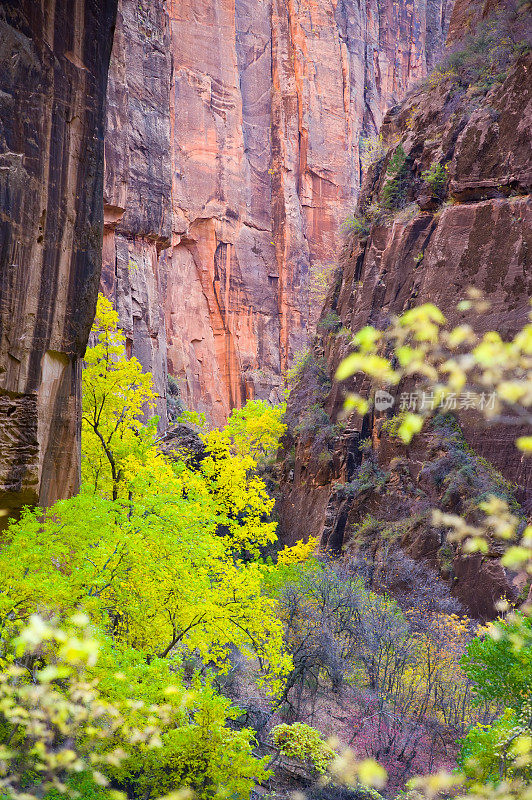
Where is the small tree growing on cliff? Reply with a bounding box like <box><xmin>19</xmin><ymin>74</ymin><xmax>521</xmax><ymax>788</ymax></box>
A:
<box><xmin>82</xmin><ymin>293</ymin><xmax>156</xmax><ymax>499</ymax></box>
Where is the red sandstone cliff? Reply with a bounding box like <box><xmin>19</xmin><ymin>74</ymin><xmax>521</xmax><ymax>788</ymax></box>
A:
<box><xmin>277</xmin><ymin>0</ymin><xmax>532</xmax><ymax>617</ymax></box>
<box><xmin>0</xmin><ymin>0</ymin><xmax>117</xmax><ymax>521</ymax></box>
<box><xmin>103</xmin><ymin>0</ymin><xmax>453</xmax><ymax>426</ymax></box>
<box><xmin>101</xmin><ymin>0</ymin><xmax>172</xmax><ymax>425</ymax></box>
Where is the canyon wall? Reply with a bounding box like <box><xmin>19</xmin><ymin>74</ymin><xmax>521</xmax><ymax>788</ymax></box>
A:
<box><xmin>0</xmin><ymin>0</ymin><xmax>117</xmax><ymax>520</ymax></box>
<box><xmin>278</xmin><ymin>0</ymin><xmax>532</xmax><ymax>617</ymax></box>
<box><xmin>103</xmin><ymin>0</ymin><xmax>453</xmax><ymax>426</ymax></box>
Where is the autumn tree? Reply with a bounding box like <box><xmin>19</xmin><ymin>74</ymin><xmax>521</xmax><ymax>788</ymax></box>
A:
<box><xmin>224</xmin><ymin>398</ymin><xmax>287</xmax><ymax>466</ymax></box>
<box><xmin>0</xmin><ymin>294</ymin><xmax>292</xmax><ymax>798</ymax></box>
<box><xmin>82</xmin><ymin>295</ymin><xmax>155</xmax><ymax>499</ymax></box>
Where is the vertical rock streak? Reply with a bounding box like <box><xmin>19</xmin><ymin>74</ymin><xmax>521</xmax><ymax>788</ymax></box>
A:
<box><xmin>0</xmin><ymin>0</ymin><xmax>117</xmax><ymax>518</ymax></box>
<box><xmin>103</xmin><ymin>0</ymin><xmax>452</xmax><ymax>425</ymax></box>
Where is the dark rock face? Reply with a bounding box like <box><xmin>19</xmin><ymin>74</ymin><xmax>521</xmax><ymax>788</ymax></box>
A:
<box><xmin>102</xmin><ymin>0</ymin><xmax>454</xmax><ymax>427</ymax></box>
<box><xmin>278</xmin><ymin>4</ymin><xmax>532</xmax><ymax>617</ymax></box>
<box><xmin>157</xmin><ymin>423</ymin><xmax>206</xmax><ymax>468</ymax></box>
<box><xmin>0</xmin><ymin>0</ymin><xmax>117</xmax><ymax>519</ymax></box>
<box><xmin>101</xmin><ymin>0</ymin><xmax>172</xmax><ymax>427</ymax></box>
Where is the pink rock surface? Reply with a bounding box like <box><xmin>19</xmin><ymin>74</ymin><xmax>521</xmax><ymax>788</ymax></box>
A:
<box><xmin>103</xmin><ymin>0</ymin><xmax>453</xmax><ymax>425</ymax></box>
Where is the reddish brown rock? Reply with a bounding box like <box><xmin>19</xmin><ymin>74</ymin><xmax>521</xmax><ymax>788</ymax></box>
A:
<box><xmin>278</xmin><ymin>8</ymin><xmax>532</xmax><ymax>616</ymax></box>
<box><xmin>104</xmin><ymin>0</ymin><xmax>453</xmax><ymax>426</ymax></box>
<box><xmin>101</xmin><ymin>0</ymin><xmax>172</xmax><ymax>426</ymax></box>
<box><xmin>0</xmin><ymin>0</ymin><xmax>117</xmax><ymax>521</ymax></box>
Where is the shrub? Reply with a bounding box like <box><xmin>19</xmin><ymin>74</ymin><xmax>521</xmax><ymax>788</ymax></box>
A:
<box><xmin>167</xmin><ymin>374</ymin><xmax>185</xmax><ymax>424</ymax></box>
<box><xmin>421</xmin><ymin>163</ymin><xmax>447</xmax><ymax>199</ymax></box>
<box><xmin>294</xmin><ymin>402</ymin><xmax>330</xmax><ymax>436</ymax></box>
<box><xmin>319</xmin><ymin>311</ymin><xmax>342</xmax><ymax>333</ymax></box>
<box><xmin>0</xmin><ymin>616</ymin><xmax>272</xmax><ymax>800</ymax></box>
<box><xmin>459</xmin><ymin>616</ymin><xmax>532</xmax><ymax>784</ymax></box>
<box><xmin>0</xmin><ymin>616</ymin><xmax>151</xmax><ymax>800</ymax></box>
<box><xmin>272</xmin><ymin>722</ymin><xmax>335</xmax><ymax>774</ymax></box>
<box><xmin>343</xmin><ymin>214</ymin><xmax>372</xmax><ymax>237</ymax></box>
<box><xmin>381</xmin><ymin>145</ymin><xmax>408</xmax><ymax>211</ymax></box>
<box><xmin>335</xmin><ymin>457</ymin><xmax>388</xmax><ymax>499</ymax></box>
<box><xmin>343</xmin><ymin>202</ymin><xmax>385</xmax><ymax>239</ymax></box>
<box><xmin>360</xmin><ymin>134</ymin><xmax>387</xmax><ymax>172</ymax></box>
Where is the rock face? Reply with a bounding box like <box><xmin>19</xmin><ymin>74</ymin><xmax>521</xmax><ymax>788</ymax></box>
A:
<box><xmin>103</xmin><ymin>0</ymin><xmax>453</xmax><ymax>426</ymax></box>
<box><xmin>101</xmin><ymin>0</ymin><xmax>172</xmax><ymax>426</ymax></box>
<box><xmin>0</xmin><ymin>0</ymin><xmax>117</xmax><ymax>520</ymax></box>
<box><xmin>278</xmin><ymin>2</ymin><xmax>532</xmax><ymax>617</ymax></box>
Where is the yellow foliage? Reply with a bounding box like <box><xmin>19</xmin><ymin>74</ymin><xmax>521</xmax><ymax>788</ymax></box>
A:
<box><xmin>277</xmin><ymin>537</ymin><xmax>318</xmax><ymax>565</ymax></box>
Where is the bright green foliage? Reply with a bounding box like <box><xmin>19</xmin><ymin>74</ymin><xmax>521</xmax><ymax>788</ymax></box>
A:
<box><xmin>458</xmin><ymin>616</ymin><xmax>532</xmax><ymax>784</ymax></box>
<box><xmin>0</xmin><ymin>443</ymin><xmax>288</xmax><ymax>692</ymax></box>
<box><xmin>271</xmin><ymin>722</ymin><xmax>335</xmax><ymax>774</ymax></box>
<box><xmin>0</xmin><ymin>615</ymin><xmax>269</xmax><ymax>800</ymax></box>
<box><xmin>459</xmin><ymin>709</ymin><xmax>522</xmax><ymax>783</ymax></box>
<box><xmin>386</xmin><ymin>144</ymin><xmax>407</xmax><ymax>177</ymax></box>
<box><xmin>224</xmin><ymin>398</ymin><xmax>286</xmax><ymax>466</ymax></box>
<box><xmin>82</xmin><ymin>294</ymin><xmax>156</xmax><ymax>499</ymax></box>
<box><xmin>461</xmin><ymin>615</ymin><xmax>532</xmax><ymax>710</ymax></box>
<box><xmin>0</xmin><ymin>615</ymin><xmax>140</xmax><ymax>800</ymax></box>
<box><xmin>91</xmin><ymin>641</ymin><xmax>270</xmax><ymax>800</ymax></box>
<box><xmin>0</xmin><ymin>295</ymin><xmax>292</xmax><ymax>798</ymax></box>
<box><xmin>382</xmin><ymin>144</ymin><xmax>408</xmax><ymax>210</ymax></box>
<box><xmin>130</xmin><ymin>679</ymin><xmax>269</xmax><ymax>800</ymax></box>
<box><xmin>421</xmin><ymin>162</ymin><xmax>447</xmax><ymax>198</ymax></box>
<box><xmin>43</xmin><ymin>773</ymin><xmax>112</xmax><ymax>800</ymax></box>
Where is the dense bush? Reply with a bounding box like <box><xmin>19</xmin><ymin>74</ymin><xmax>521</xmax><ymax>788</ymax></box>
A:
<box><xmin>272</xmin><ymin>722</ymin><xmax>335</xmax><ymax>774</ymax></box>
<box><xmin>421</xmin><ymin>163</ymin><xmax>447</xmax><ymax>199</ymax></box>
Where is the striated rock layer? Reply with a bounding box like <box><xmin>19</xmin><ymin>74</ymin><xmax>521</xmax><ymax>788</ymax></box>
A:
<box><xmin>0</xmin><ymin>0</ymin><xmax>117</xmax><ymax>520</ymax></box>
<box><xmin>103</xmin><ymin>0</ymin><xmax>453</xmax><ymax>426</ymax></box>
<box><xmin>278</xmin><ymin>1</ymin><xmax>532</xmax><ymax>617</ymax></box>
<box><xmin>101</xmin><ymin>0</ymin><xmax>172</xmax><ymax>425</ymax></box>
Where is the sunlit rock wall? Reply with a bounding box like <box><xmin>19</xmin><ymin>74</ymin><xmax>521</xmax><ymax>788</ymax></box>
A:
<box><xmin>103</xmin><ymin>0</ymin><xmax>453</xmax><ymax>426</ymax></box>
